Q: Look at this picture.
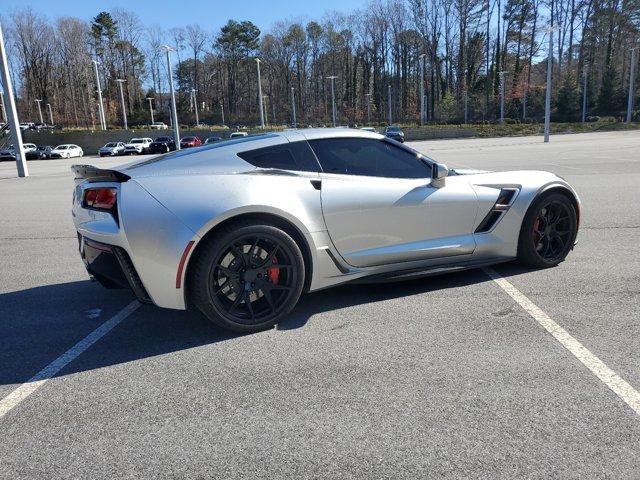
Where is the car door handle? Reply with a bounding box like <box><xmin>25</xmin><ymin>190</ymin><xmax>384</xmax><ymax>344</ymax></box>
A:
<box><xmin>310</xmin><ymin>180</ymin><xmax>321</xmax><ymax>190</ymax></box>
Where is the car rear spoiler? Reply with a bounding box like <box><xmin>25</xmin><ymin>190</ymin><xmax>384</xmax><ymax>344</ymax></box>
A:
<box><xmin>71</xmin><ymin>164</ymin><xmax>130</xmax><ymax>182</ymax></box>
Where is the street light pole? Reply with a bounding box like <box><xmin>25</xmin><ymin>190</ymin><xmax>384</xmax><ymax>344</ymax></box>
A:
<box><xmin>627</xmin><ymin>47</ymin><xmax>638</xmax><ymax>123</ymax></box>
<box><xmin>192</xmin><ymin>88</ymin><xmax>199</xmax><ymax>126</ymax></box>
<box><xmin>92</xmin><ymin>59</ymin><xmax>106</xmax><ymax>130</ymax></box>
<box><xmin>0</xmin><ymin>21</ymin><xmax>27</xmax><ymax>177</ymax></box>
<box><xmin>464</xmin><ymin>90</ymin><xmax>468</xmax><ymax>124</ymax></box>
<box><xmin>387</xmin><ymin>84</ymin><xmax>392</xmax><ymax>124</ymax></box>
<box><xmin>162</xmin><ymin>45</ymin><xmax>180</xmax><ymax>149</ymax></box>
<box><xmin>34</xmin><ymin>99</ymin><xmax>44</xmax><ymax>124</ymax></box>
<box><xmin>220</xmin><ymin>101</ymin><xmax>225</xmax><ymax>126</ymax></box>
<box><xmin>581</xmin><ymin>68</ymin><xmax>587</xmax><ymax>123</ymax></box>
<box><xmin>255</xmin><ymin>58</ymin><xmax>265</xmax><ymax>129</ymax></box>
<box><xmin>498</xmin><ymin>71</ymin><xmax>507</xmax><ymax>124</ymax></box>
<box><xmin>115</xmin><ymin>79</ymin><xmax>128</xmax><ymax>130</ymax></box>
<box><xmin>46</xmin><ymin>103</ymin><xmax>53</xmax><ymax>126</ymax></box>
<box><xmin>419</xmin><ymin>53</ymin><xmax>426</xmax><ymax>125</ymax></box>
<box><xmin>365</xmin><ymin>93</ymin><xmax>371</xmax><ymax>125</ymax></box>
<box><xmin>146</xmin><ymin>97</ymin><xmax>154</xmax><ymax>125</ymax></box>
<box><xmin>543</xmin><ymin>25</ymin><xmax>556</xmax><ymax>143</ymax></box>
<box><xmin>290</xmin><ymin>87</ymin><xmax>297</xmax><ymax>128</ymax></box>
<box><xmin>262</xmin><ymin>95</ymin><xmax>269</xmax><ymax>126</ymax></box>
<box><xmin>327</xmin><ymin>76</ymin><xmax>338</xmax><ymax>127</ymax></box>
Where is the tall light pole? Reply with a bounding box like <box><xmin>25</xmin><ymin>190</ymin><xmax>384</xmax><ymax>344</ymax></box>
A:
<box><xmin>387</xmin><ymin>84</ymin><xmax>392</xmax><ymax>124</ymax></box>
<box><xmin>464</xmin><ymin>90</ymin><xmax>468</xmax><ymax>124</ymax></box>
<box><xmin>419</xmin><ymin>53</ymin><xmax>426</xmax><ymax>125</ymax></box>
<box><xmin>290</xmin><ymin>87</ymin><xmax>297</xmax><ymax>128</ymax></box>
<box><xmin>34</xmin><ymin>99</ymin><xmax>44</xmax><ymax>124</ymax></box>
<box><xmin>262</xmin><ymin>95</ymin><xmax>269</xmax><ymax>126</ymax></box>
<box><xmin>162</xmin><ymin>45</ymin><xmax>180</xmax><ymax>149</ymax></box>
<box><xmin>255</xmin><ymin>58</ymin><xmax>265</xmax><ymax>128</ymax></box>
<box><xmin>0</xmin><ymin>21</ymin><xmax>27</xmax><ymax>177</ymax></box>
<box><xmin>46</xmin><ymin>103</ymin><xmax>53</xmax><ymax>126</ymax></box>
<box><xmin>115</xmin><ymin>79</ymin><xmax>128</xmax><ymax>130</ymax></box>
<box><xmin>191</xmin><ymin>88</ymin><xmax>199</xmax><ymax>126</ymax></box>
<box><xmin>543</xmin><ymin>24</ymin><xmax>557</xmax><ymax>143</ymax></box>
<box><xmin>220</xmin><ymin>101</ymin><xmax>225</xmax><ymax>126</ymax></box>
<box><xmin>327</xmin><ymin>75</ymin><xmax>338</xmax><ymax>126</ymax></box>
<box><xmin>581</xmin><ymin>68</ymin><xmax>587</xmax><ymax>123</ymax></box>
<box><xmin>498</xmin><ymin>71</ymin><xmax>507</xmax><ymax>124</ymax></box>
<box><xmin>627</xmin><ymin>47</ymin><xmax>638</xmax><ymax>124</ymax></box>
<box><xmin>146</xmin><ymin>97</ymin><xmax>154</xmax><ymax>125</ymax></box>
<box><xmin>365</xmin><ymin>92</ymin><xmax>371</xmax><ymax>125</ymax></box>
<box><xmin>92</xmin><ymin>59</ymin><xmax>106</xmax><ymax>130</ymax></box>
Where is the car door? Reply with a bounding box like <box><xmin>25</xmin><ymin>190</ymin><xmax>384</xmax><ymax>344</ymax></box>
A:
<box><xmin>308</xmin><ymin>137</ymin><xmax>479</xmax><ymax>268</ymax></box>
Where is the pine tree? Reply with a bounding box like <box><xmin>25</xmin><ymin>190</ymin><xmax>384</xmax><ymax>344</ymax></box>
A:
<box><xmin>556</xmin><ymin>72</ymin><xmax>580</xmax><ymax>121</ymax></box>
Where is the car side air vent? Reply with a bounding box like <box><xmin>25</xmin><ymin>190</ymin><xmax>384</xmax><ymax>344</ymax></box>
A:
<box><xmin>475</xmin><ymin>211</ymin><xmax>503</xmax><ymax>233</ymax></box>
<box><xmin>475</xmin><ymin>187</ymin><xmax>520</xmax><ymax>233</ymax></box>
<box><xmin>495</xmin><ymin>188</ymin><xmax>518</xmax><ymax>208</ymax></box>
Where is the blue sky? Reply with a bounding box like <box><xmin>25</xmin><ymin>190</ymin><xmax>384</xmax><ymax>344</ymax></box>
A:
<box><xmin>0</xmin><ymin>0</ymin><xmax>368</xmax><ymax>31</ymax></box>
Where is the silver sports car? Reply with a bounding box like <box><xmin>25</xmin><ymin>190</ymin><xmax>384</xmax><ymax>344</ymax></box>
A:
<box><xmin>72</xmin><ymin>128</ymin><xmax>580</xmax><ymax>332</ymax></box>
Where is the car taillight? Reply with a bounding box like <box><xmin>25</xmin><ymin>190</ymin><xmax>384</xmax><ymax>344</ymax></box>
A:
<box><xmin>83</xmin><ymin>187</ymin><xmax>117</xmax><ymax>210</ymax></box>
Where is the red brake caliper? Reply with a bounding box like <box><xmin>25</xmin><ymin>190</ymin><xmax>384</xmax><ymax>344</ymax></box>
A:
<box><xmin>267</xmin><ymin>256</ymin><xmax>280</xmax><ymax>285</ymax></box>
<box><xmin>533</xmin><ymin>216</ymin><xmax>542</xmax><ymax>245</ymax></box>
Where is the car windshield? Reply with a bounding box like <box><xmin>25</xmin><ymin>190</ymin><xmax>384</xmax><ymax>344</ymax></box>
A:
<box><xmin>56</xmin><ymin>146</ymin><xmax>67</xmax><ymax>150</ymax></box>
<box><xmin>386</xmin><ymin>126</ymin><xmax>401</xmax><ymax>132</ymax></box>
<box><xmin>156</xmin><ymin>137</ymin><xmax>170</xmax><ymax>142</ymax></box>
<box><xmin>130</xmin><ymin>139</ymin><xmax>143</xmax><ymax>144</ymax></box>
<box><xmin>105</xmin><ymin>143</ymin><xmax>117</xmax><ymax>147</ymax></box>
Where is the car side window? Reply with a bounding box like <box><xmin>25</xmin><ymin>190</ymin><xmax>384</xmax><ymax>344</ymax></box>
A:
<box><xmin>238</xmin><ymin>141</ymin><xmax>321</xmax><ymax>172</ymax></box>
<box><xmin>308</xmin><ymin>138</ymin><xmax>430</xmax><ymax>179</ymax></box>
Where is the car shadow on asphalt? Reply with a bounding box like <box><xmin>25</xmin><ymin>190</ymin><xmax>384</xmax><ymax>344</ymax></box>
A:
<box><xmin>0</xmin><ymin>264</ymin><xmax>539</xmax><ymax>386</ymax></box>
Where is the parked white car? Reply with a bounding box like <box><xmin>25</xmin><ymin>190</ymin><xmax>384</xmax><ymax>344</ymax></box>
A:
<box><xmin>124</xmin><ymin>138</ymin><xmax>152</xmax><ymax>155</ymax></box>
<box><xmin>50</xmin><ymin>144</ymin><xmax>83</xmax><ymax>158</ymax></box>
<box><xmin>22</xmin><ymin>143</ymin><xmax>37</xmax><ymax>152</ymax></box>
<box><xmin>229</xmin><ymin>132</ymin><xmax>248</xmax><ymax>139</ymax></box>
<box><xmin>19</xmin><ymin>122</ymin><xmax>35</xmax><ymax>131</ymax></box>
<box><xmin>149</xmin><ymin>122</ymin><xmax>168</xmax><ymax>130</ymax></box>
<box><xmin>98</xmin><ymin>142</ymin><xmax>126</xmax><ymax>157</ymax></box>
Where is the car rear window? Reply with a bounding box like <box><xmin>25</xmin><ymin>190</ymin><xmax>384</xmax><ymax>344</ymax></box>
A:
<box><xmin>237</xmin><ymin>141</ymin><xmax>321</xmax><ymax>172</ymax></box>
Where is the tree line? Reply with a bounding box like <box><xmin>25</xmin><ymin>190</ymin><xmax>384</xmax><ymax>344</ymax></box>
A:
<box><xmin>2</xmin><ymin>0</ymin><xmax>639</xmax><ymax>129</ymax></box>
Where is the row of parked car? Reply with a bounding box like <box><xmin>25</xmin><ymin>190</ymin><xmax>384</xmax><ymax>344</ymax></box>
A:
<box><xmin>0</xmin><ymin>143</ymin><xmax>84</xmax><ymax>160</ymax></box>
<box><xmin>97</xmin><ymin>132</ymin><xmax>249</xmax><ymax>156</ymax></box>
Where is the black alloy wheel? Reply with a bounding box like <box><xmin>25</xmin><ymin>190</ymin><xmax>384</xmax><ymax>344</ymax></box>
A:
<box><xmin>191</xmin><ymin>222</ymin><xmax>305</xmax><ymax>332</ymax></box>
<box><xmin>518</xmin><ymin>192</ymin><xmax>577</xmax><ymax>268</ymax></box>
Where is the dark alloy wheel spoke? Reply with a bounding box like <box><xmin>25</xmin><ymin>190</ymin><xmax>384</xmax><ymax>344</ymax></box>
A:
<box><xmin>533</xmin><ymin>200</ymin><xmax>573</xmax><ymax>261</ymax></box>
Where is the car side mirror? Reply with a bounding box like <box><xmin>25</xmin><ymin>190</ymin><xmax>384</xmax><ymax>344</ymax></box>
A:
<box><xmin>431</xmin><ymin>162</ymin><xmax>449</xmax><ymax>188</ymax></box>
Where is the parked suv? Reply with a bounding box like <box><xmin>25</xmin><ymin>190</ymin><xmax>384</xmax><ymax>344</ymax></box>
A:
<box><xmin>148</xmin><ymin>136</ymin><xmax>177</xmax><ymax>154</ymax></box>
<box><xmin>383</xmin><ymin>125</ymin><xmax>405</xmax><ymax>143</ymax></box>
<box><xmin>124</xmin><ymin>138</ymin><xmax>152</xmax><ymax>155</ymax></box>
<box><xmin>149</xmin><ymin>122</ymin><xmax>168</xmax><ymax>130</ymax></box>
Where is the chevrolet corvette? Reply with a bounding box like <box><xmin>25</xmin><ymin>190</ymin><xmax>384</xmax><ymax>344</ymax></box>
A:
<box><xmin>72</xmin><ymin>128</ymin><xmax>580</xmax><ymax>332</ymax></box>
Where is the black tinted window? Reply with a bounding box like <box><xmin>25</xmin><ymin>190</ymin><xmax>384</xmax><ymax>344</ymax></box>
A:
<box><xmin>238</xmin><ymin>141</ymin><xmax>321</xmax><ymax>172</ymax></box>
<box><xmin>308</xmin><ymin>138</ymin><xmax>429</xmax><ymax>178</ymax></box>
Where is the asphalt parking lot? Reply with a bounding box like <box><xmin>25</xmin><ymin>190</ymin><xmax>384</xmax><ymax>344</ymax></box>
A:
<box><xmin>1</xmin><ymin>131</ymin><xmax>639</xmax><ymax>478</ymax></box>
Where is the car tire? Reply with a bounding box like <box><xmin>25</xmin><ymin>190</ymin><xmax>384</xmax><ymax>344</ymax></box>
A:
<box><xmin>189</xmin><ymin>221</ymin><xmax>305</xmax><ymax>333</ymax></box>
<box><xmin>517</xmin><ymin>192</ymin><xmax>578</xmax><ymax>268</ymax></box>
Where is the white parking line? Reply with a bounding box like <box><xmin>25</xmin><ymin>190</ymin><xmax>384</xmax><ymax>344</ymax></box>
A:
<box><xmin>0</xmin><ymin>301</ymin><xmax>140</xmax><ymax>419</ymax></box>
<box><xmin>484</xmin><ymin>267</ymin><xmax>640</xmax><ymax>417</ymax></box>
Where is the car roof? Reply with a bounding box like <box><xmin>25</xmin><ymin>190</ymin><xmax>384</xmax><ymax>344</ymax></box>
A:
<box><xmin>280</xmin><ymin>127</ymin><xmax>383</xmax><ymax>142</ymax></box>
